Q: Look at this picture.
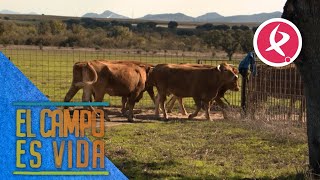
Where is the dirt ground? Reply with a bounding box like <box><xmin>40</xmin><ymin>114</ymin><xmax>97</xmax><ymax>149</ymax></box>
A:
<box><xmin>102</xmin><ymin>107</ymin><xmax>227</xmax><ymax>127</ymax></box>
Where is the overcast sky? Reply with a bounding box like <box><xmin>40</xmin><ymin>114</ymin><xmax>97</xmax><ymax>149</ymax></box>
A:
<box><xmin>0</xmin><ymin>0</ymin><xmax>287</xmax><ymax>18</ymax></box>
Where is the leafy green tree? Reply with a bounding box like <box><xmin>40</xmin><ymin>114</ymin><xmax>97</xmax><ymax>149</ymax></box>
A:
<box><xmin>70</xmin><ymin>24</ymin><xmax>85</xmax><ymax>35</ymax></box>
<box><xmin>201</xmin><ymin>30</ymin><xmax>222</xmax><ymax>48</ymax></box>
<box><xmin>232</xmin><ymin>25</ymin><xmax>250</xmax><ymax>31</ymax></box>
<box><xmin>49</xmin><ymin>20</ymin><xmax>66</xmax><ymax>35</ymax></box>
<box><xmin>109</xmin><ymin>26</ymin><xmax>132</xmax><ymax>40</ymax></box>
<box><xmin>196</xmin><ymin>23</ymin><xmax>214</xmax><ymax>31</ymax></box>
<box><xmin>239</xmin><ymin>30</ymin><xmax>254</xmax><ymax>53</ymax></box>
<box><xmin>219</xmin><ymin>30</ymin><xmax>240</xmax><ymax>60</ymax></box>
<box><xmin>214</xmin><ymin>24</ymin><xmax>230</xmax><ymax>31</ymax></box>
<box><xmin>0</xmin><ymin>23</ymin><xmax>4</xmax><ymax>35</ymax></box>
<box><xmin>38</xmin><ymin>21</ymin><xmax>51</xmax><ymax>35</ymax></box>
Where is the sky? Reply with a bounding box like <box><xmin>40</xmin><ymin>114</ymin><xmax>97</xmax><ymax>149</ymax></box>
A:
<box><xmin>0</xmin><ymin>0</ymin><xmax>287</xmax><ymax>18</ymax></box>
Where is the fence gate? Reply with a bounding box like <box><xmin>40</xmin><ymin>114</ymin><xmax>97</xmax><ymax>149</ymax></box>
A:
<box><xmin>245</xmin><ymin>63</ymin><xmax>306</xmax><ymax>125</ymax></box>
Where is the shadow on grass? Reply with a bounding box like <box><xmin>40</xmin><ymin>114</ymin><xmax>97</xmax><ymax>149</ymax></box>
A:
<box><xmin>111</xmin><ymin>158</ymin><xmax>306</xmax><ymax>180</ymax></box>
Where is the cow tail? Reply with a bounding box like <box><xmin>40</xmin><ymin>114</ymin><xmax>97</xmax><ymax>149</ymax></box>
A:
<box><xmin>75</xmin><ymin>62</ymin><xmax>98</xmax><ymax>87</ymax></box>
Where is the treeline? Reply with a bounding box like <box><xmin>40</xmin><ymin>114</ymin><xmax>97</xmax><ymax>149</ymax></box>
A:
<box><xmin>0</xmin><ymin>18</ymin><xmax>255</xmax><ymax>60</ymax></box>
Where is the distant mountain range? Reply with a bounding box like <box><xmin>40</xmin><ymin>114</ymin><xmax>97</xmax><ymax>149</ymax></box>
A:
<box><xmin>82</xmin><ymin>10</ymin><xmax>282</xmax><ymax>23</ymax></box>
<box><xmin>0</xmin><ymin>10</ymin><xmax>19</xmax><ymax>14</ymax></box>
<box><xmin>83</xmin><ymin>10</ymin><xmax>129</xmax><ymax>19</ymax></box>
<box><xmin>0</xmin><ymin>9</ymin><xmax>282</xmax><ymax>23</ymax></box>
<box><xmin>142</xmin><ymin>13</ymin><xmax>194</xmax><ymax>22</ymax></box>
<box><xmin>210</xmin><ymin>12</ymin><xmax>282</xmax><ymax>23</ymax></box>
<box><xmin>0</xmin><ymin>9</ymin><xmax>38</xmax><ymax>15</ymax></box>
<box><xmin>196</xmin><ymin>12</ymin><xmax>224</xmax><ymax>22</ymax></box>
<box><xmin>139</xmin><ymin>11</ymin><xmax>282</xmax><ymax>23</ymax></box>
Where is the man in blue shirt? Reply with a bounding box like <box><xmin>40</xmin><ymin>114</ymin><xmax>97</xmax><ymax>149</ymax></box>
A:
<box><xmin>238</xmin><ymin>51</ymin><xmax>257</xmax><ymax>77</ymax></box>
<box><xmin>239</xmin><ymin>51</ymin><xmax>257</xmax><ymax>117</ymax></box>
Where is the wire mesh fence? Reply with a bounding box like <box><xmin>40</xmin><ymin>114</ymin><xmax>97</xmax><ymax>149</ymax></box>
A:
<box><xmin>1</xmin><ymin>46</ymin><xmax>243</xmax><ymax>110</ymax></box>
<box><xmin>1</xmin><ymin>46</ymin><xmax>306</xmax><ymax>126</ymax></box>
<box><xmin>246</xmin><ymin>63</ymin><xmax>306</xmax><ymax>126</ymax></box>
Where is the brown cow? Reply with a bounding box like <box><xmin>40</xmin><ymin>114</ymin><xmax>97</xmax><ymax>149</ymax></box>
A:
<box><xmin>151</xmin><ymin>63</ymin><xmax>238</xmax><ymax>120</ymax></box>
<box><xmin>247</xmin><ymin>64</ymin><xmax>305</xmax><ymax>122</ymax></box>
<box><xmin>166</xmin><ymin>67</ymin><xmax>240</xmax><ymax>119</ymax></box>
<box><xmin>90</xmin><ymin>60</ymin><xmax>155</xmax><ymax>115</ymax></box>
<box><xmin>64</xmin><ymin>60</ymin><xmax>151</xmax><ymax>122</ymax></box>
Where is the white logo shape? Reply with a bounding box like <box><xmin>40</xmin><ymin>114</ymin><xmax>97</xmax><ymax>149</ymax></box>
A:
<box><xmin>265</xmin><ymin>24</ymin><xmax>290</xmax><ymax>57</ymax></box>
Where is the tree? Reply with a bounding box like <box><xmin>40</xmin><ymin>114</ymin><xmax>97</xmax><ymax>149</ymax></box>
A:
<box><xmin>109</xmin><ymin>26</ymin><xmax>132</xmax><ymax>40</ymax></box>
<box><xmin>168</xmin><ymin>21</ymin><xmax>178</xmax><ymax>29</ymax></box>
<box><xmin>201</xmin><ymin>30</ymin><xmax>221</xmax><ymax>48</ymax></box>
<box><xmin>219</xmin><ymin>30</ymin><xmax>240</xmax><ymax>60</ymax></box>
<box><xmin>0</xmin><ymin>23</ymin><xmax>4</xmax><ymax>35</ymax></box>
<box><xmin>70</xmin><ymin>24</ymin><xmax>85</xmax><ymax>35</ymax></box>
<box><xmin>239</xmin><ymin>30</ymin><xmax>254</xmax><ymax>53</ymax></box>
<box><xmin>214</xmin><ymin>24</ymin><xmax>230</xmax><ymax>31</ymax></box>
<box><xmin>137</xmin><ymin>22</ymin><xmax>157</xmax><ymax>30</ymax></box>
<box><xmin>49</xmin><ymin>20</ymin><xmax>66</xmax><ymax>35</ymax></box>
<box><xmin>196</xmin><ymin>23</ymin><xmax>214</xmax><ymax>31</ymax></box>
<box><xmin>176</xmin><ymin>29</ymin><xmax>195</xmax><ymax>36</ymax></box>
<box><xmin>38</xmin><ymin>21</ymin><xmax>51</xmax><ymax>35</ymax></box>
<box><xmin>282</xmin><ymin>0</ymin><xmax>320</xmax><ymax>176</ymax></box>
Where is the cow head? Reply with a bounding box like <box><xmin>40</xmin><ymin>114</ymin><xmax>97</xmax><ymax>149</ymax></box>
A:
<box><xmin>217</xmin><ymin>63</ymin><xmax>239</xmax><ymax>83</ymax></box>
<box><xmin>224</xmin><ymin>67</ymin><xmax>240</xmax><ymax>91</ymax></box>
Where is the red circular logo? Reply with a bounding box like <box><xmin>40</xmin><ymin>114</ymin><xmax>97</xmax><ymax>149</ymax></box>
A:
<box><xmin>253</xmin><ymin>18</ymin><xmax>302</xmax><ymax>67</ymax></box>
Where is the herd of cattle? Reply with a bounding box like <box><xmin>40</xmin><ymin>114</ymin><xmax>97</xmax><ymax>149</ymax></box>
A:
<box><xmin>63</xmin><ymin>60</ymin><xmax>305</xmax><ymax>122</ymax></box>
<box><xmin>63</xmin><ymin>60</ymin><xmax>240</xmax><ymax>122</ymax></box>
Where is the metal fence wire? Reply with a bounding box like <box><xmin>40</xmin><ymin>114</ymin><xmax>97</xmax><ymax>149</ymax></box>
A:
<box><xmin>1</xmin><ymin>47</ymin><xmax>306</xmax><ymax>125</ymax></box>
<box><xmin>247</xmin><ymin>63</ymin><xmax>306</xmax><ymax>125</ymax></box>
<box><xmin>2</xmin><ymin>47</ymin><xmax>242</xmax><ymax>109</ymax></box>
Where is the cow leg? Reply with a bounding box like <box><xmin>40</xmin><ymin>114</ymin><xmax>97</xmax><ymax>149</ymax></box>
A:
<box><xmin>177</xmin><ymin>97</ymin><xmax>187</xmax><ymax>115</ymax></box>
<box><xmin>127</xmin><ymin>94</ymin><xmax>138</xmax><ymax>122</ymax></box>
<box><xmin>81</xmin><ymin>86</ymin><xmax>94</xmax><ymax>122</ymax></box>
<box><xmin>82</xmin><ymin>86</ymin><xmax>93</xmax><ymax>110</ymax></box>
<box><xmin>93</xmin><ymin>91</ymin><xmax>109</xmax><ymax>122</ymax></box>
<box><xmin>188</xmin><ymin>98</ymin><xmax>201</xmax><ymax>120</ymax></box>
<box><xmin>146</xmin><ymin>87</ymin><xmax>155</xmax><ymax>104</ymax></box>
<box><xmin>121</xmin><ymin>96</ymin><xmax>128</xmax><ymax>115</ymax></box>
<box><xmin>127</xmin><ymin>101</ymin><xmax>135</xmax><ymax>122</ymax></box>
<box><xmin>64</xmin><ymin>85</ymin><xmax>81</xmax><ymax>102</ymax></box>
<box><xmin>158</xmin><ymin>93</ymin><xmax>168</xmax><ymax>120</ymax></box>
<box><xmin>155</xmin><ymin>94</ymin><xmax>160</xmax><ymax>116</ymax></box>
<box><xmin>166</xmin><ymin>96</ymin><xmax>176</xmax><ymax>113</ymax></box>
<box><xmin>90</xmin><ymin>91</ymin><xmax>96</xmax><ymax>102</ymax></box>
<box><xmin>202</xmin><ymin>100</ymin><xmax>211</xmax><ymax>120</ymax></box>
<box><xmin>215</xmin><ymin>98</ymin><xmax>228</xmax><ymax>119</ymax></box>
<box><xmin>64</xmin><ymin>85</ymin><xmax>81</xmax><ymax>109</ymax></box>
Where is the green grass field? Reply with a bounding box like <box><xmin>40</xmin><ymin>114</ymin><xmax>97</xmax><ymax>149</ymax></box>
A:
<box><xmin>91</xmin><ymin>119</ymin><xmax>308</xmax><ymax>179</ymax></box>
<box><xmin>2</xmin><ymin>47</ymin><xmax>242</xmax><ymax>108</ymax></box>
<box><xmin>2</xmin><ymin>47</ymin><xmax>309</xmax><ymax>179</ymax></box>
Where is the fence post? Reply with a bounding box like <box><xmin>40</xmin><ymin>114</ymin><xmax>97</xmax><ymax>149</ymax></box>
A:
<box><xmin>241</xmin><ymin>73</ymin><xmax>247</xmax><ymax>117</ymax></box>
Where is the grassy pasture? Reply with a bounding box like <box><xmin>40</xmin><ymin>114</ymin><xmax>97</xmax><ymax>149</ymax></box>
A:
<box><xmin>2</xmin><ymin>47</ymin><xmax>309</xmax><ymax>179</ymax></box>
<box><xmin>91</xmin><ymin>119</ymin><xmax>308</xmax><ymax>179</ymax></box>
<box><xmin>1</xmin><ymin>47</ymin><xmax>306</xmax><ymax>123</ymax></box>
